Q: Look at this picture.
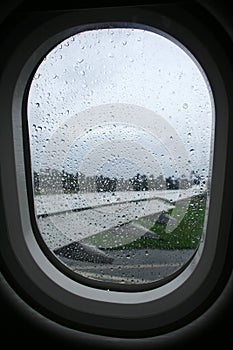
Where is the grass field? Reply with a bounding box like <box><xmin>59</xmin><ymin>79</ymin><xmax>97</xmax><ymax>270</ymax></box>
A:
<box><xmin>84</xmin><ymin>194</ymin><xmax>207</xmax><ymax>250</ymax></box>
<box><xmin>120</xmin><ymin>194</ymin><xmax>207</xmax><ymax>250</ymax></box>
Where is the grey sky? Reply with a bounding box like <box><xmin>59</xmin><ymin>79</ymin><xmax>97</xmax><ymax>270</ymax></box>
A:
<box><xmin>28</xmin><ymin>26</ymin><xmax>214</xmax><ymax>180</ymax></box>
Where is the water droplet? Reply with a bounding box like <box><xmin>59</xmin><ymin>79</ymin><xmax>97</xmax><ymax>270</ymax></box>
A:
<box><xmin>183</xmin><ymin>103</ymin><xmax>188</xmax><ymax>109</ymax></box>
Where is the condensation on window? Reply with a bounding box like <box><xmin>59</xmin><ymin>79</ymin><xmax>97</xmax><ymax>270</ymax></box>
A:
<box><xmin>27</xmin><ymin>26</ymin><xmax>214</xmax><ymax>289</ymax></box>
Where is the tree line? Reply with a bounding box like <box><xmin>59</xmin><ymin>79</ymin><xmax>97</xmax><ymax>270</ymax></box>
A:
<box><xmin>33</xmin><ymin>168</ymin><xmax>202</xmax><ymax>195</ymax></box>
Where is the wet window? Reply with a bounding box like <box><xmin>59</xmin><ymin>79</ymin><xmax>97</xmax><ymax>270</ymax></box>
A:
<box><xmin>27</xmin><ymin>26</ymin><xmax>214</xmax><ymax>290</ymax></box>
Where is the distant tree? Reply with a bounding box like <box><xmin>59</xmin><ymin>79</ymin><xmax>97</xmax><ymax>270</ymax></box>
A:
<box><xmin>140</xmin><ymin>174</ymin><xmax>149</xmax><ymax>191</ymax></box>
<box><xmin>96</xmin><ymin>175</ymin><xmax>117</xmax><ymax>192</ymax></box>
<box><xmin>62</xmin><ymin>171</ymin><xmax>79</xmax><ymax>193</ymax></box>
<box><xmin>131</xmin><ymin>173</ymin><xmax>149</xmax><ymax>191</ymax></box>
<box><xmin>131</xmin><ymin>173</ymin><xmax>141</xmax><ymax>191</ymax></box>
<box><xmin>108</xmin><ymin>177</ymin><xmax>117</xmax><ymax>192</ymax></box>
<box><xmin>166</xmin><ymin>176</ymin><xmax>179</xmax><ymax>190</ymax></box>
<box><xmin>191</xmin><ymin>170</ymin><xmax>201</xmax><ymax>185</ymax></box>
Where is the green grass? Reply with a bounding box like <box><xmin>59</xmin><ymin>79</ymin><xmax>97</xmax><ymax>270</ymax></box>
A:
<box><xmin>116</xmin><ymin>194</ymin><xmax>207</xmax><ymax>250</ymax></box>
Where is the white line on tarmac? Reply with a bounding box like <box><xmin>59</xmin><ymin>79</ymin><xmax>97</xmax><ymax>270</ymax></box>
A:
<box><xmin>77</xmin><ymin>271</ymin><xmax>153</xmax><ymax>284</ymax></box>
<box><xmin>72</xmin><ymin>262</ymin><xmax>182</xmax><ymax>270</ymax></box>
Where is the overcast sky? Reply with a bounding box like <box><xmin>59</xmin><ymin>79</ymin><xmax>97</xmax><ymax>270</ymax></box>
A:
<box><xmin>28</xmin><ymin>26</ymin><xmax>214</xmax><ymax>180</ymax></box>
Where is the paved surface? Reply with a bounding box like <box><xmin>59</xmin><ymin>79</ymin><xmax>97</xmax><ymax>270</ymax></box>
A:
<box><xmin>58</xmin><ymin>248</ymin><xmax>195</xmax><ymax>285</ymax></box>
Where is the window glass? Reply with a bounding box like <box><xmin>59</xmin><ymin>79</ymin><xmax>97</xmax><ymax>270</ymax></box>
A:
<box><xmin>27</xmin><ymin>26</ymin><xmax>214</xmax><ymax>289</ymax></box>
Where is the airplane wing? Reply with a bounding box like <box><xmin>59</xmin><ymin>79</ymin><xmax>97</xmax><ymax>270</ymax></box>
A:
<box><xmin>34</xmin><ymin>187</ymin><xmax>201</xmax><ymax>254</ymax></box>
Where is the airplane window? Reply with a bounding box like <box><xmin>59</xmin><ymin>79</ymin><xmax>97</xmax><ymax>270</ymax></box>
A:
<box><xmin>27</xmin><ymin>26</ymin><xmax>214</xmax><ymax>290</ymax></box>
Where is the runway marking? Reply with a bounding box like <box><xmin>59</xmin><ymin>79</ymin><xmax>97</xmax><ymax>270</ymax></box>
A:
<box><xmin>69</xmin><ymin>262</ymin><xmax>182</xmax><ymax>270</ymax></box>
<box><xmin>65</xmin><ymin>262</ymin><xmax>184</xmax><ymax>283</ymax></box>
<box><xmin>76</xmin><ymin>271</ymin><xmax>153</xmax><ymax>284</ymax></box>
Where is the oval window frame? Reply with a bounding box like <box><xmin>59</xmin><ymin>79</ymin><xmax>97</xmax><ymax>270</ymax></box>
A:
<box><xmin>26</xmin><ymin>23</ymin><xmax>214</xmax><ymax>293</ymax></box>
